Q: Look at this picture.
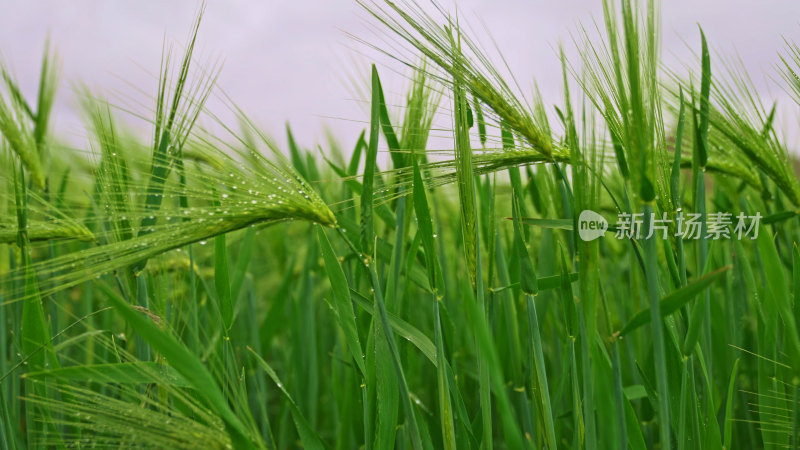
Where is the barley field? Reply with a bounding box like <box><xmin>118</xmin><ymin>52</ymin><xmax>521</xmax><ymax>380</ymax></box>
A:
<box><xmin>2</xmin><ymin>1</ymin><xmax>800</xmax><ymax>449</ymax></box>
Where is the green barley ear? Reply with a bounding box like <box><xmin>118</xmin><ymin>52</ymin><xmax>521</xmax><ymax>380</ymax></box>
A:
<box><xmin>230</xmin><ymin>109</ymin><xmax>337</xmax><ymax>228</ymax></box>
<box><xmin>358</xmin><ymin>0</ymin><xmax>556</xmax><ymax>159</ymax></box>
<box><xmin>22</xmin><ymin>336</ymin><xmax>235</xmax><ymax>449</ymax></box>
<box><xmin>578</xmin><ymin>0</ymin><xmax>664</xmax><ymax>205</ymax></box>
<box><xmin>0</xmin><ymin>43</ymin><xmax>59</xmax><ymax>190</ymax></box>
<box><xmin>0</xmin><ymin>218</ymin><xmax>93</xmax><ymax>244</ymax></box>
<box><xmin>399</xmin><ymin>61</ymin><xmax>440</xmax><ymax>160</ymax></box>
<box><xmin>26</xmin><ymin>383</ymin><xmax>232</xmax><ymax>449</ymax></box>
<box><xmin>667</xmin><ymin>46</ymin><xmax>800</xmax><ymax>205</ymax></box>
<box><xmin>133</xmin><ymin>6</ymin><xmax>218</xmax><ymax>273</ymax></box>
<box><xmin>0</xmin><ymin>176</ymin><xmax>93</xmax><ymax>243</ymax></box>
<box><xmin>32</xmin><ymin>40</ymin><xmax>59</xmax><ymax>162</ymax></box>
<box><xmin>81</xmin><ymin>92</ymin><xmax>136</xmax><ymax>244</ymax></box>
<box><xmin>0</xmin><ymin>67</ymin><xmax>45</xmax><ymax>189</ymax></box>
<box><xmin>448</xmin><ymin>24</ymin><xmax>479</xmax><ymax>288</ymax></box>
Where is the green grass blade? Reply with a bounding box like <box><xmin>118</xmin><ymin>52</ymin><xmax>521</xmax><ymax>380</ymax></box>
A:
<box><xmin>643</xmin><ymin>204</ymin><xmax>672</xmax><ymax>447</ymax></box>
<box><xmin>619</xmin><ymin>265</ymin><xmax>730</xmax><ymax>337</ymax></box>
<box><xmin>361</xmin><ymin>65</ymin><xmax>381</xmax><ymax>255</ymax></box>
<box><xmin>794</xmin><ymin>245</ymin><xmax>800</xmax><ymax>332</ymax></box>
<box><xmin>459</xmin><ymin>274</ymin><xmax>526</xmax><ymax>449</ymax></box>
<box><xmin>248</xmin><ymin>348</ymin><xmax>327</xmax><ymax>450</ymax></box>
<box><xmin>350</xmin><ymin>289</ymin><xmax>435</xmax><ymax>365</ymax></box>
<box><xmin>0</xmin><ymin>388</ymin><xmax>13</xmax><ymax>450</ymax></box>
<box><xmin>348</xmin><ymin>131</ymin><xmax>366</xmax><ymax>176</ymax></box>
<box><xmin>512</xmin><ymin>186</ymin><xmax>538</xmax><ymax>297</ymax></box>
<box><xmin>366</xmin><ymin>261</ymin><xmax>424</xmax><ymax>450</ymax></box>
<box><xmin>286</xmin><ymin>124</ymin><xmax>309</xmax><ymax>179</ymax></box>
<box><xmin>412</xmin><ymin>159</ymin><xmax>454</xmax><ymax>449</ymax></box>
<box><xmin>317</xmin><ymin>226</ymin><xmax>366</xmax><ymax>376</ymax></box>
<box><xmin>215</xmin><ymin>232</ymin><xmax>233</xmax><ymax>330</ymax></box>
<box><xmin>697</xmin><ymin>27</ymin><xmax>711</xmax><ymax>168</ymax></box>
<box><xmin>723</xmin><ymin>358</ymin><xmax>740</xmax><ymax>450</ymax></box>
<box><xmin>375</xmin><ymin>77</ymin><xmax>403</xmax><ymax>169</ymax></box>
<box><xmin>230</xmin><ymin>227</ymin><xmax>255</xmax><ymax>304</ymax></box>
<box><xmin>525</xmin><ymin>295</ymin><xmax>556</xmax><ymax>449</ymax></box>
<box><xmin>757</xmin><ymin>230</ymin><xmax>800</xmax><ymax>357</ymax></box>
<box><xmin>512</xmin><ymin>184</ymin><xmax>555</xmax><ymax>447</ymax></box>
<box><xmin>412</xmin><ymin>158</ymin><xmax>444</xmax><ymax>294</ymax></box>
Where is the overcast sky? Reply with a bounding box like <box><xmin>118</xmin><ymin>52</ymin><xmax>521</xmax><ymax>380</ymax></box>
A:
<box><xmin>1</xmin><ymin>0</ymin><xmax>800</xmax><ymax>152</ymax></box>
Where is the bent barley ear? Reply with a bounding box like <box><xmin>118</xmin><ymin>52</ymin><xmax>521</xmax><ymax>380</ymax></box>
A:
<box><xmin>0</xmin><ymin>219</ymin><xmax>93</xmax><ymax>244</ymax></box>
<box><xmin>4</xmin><ymin>138</ymin><xmax>337</xmax><ymax>303</ymax></box>
<box><xmin>1</xmin><ymin>186</ymin><xmax>94</xmax><ymax>244</ymax></box>
<box><xmin>359</xmin><ymin>0</ymin><xmax>555</xmax><ymax>159</ymax></box>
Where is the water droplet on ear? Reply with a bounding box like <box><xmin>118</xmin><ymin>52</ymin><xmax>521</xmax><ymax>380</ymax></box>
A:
<box><xmin>199</xmin><ymin>241</ymin><xmax>207</xmax><ymax>245</ymax></box>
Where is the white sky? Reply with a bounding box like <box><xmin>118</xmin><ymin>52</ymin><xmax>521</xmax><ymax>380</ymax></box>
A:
<box><xmin>1</xmin><ymin>0</ymin><xmax>800</xmax><ymax>153</ymax></box>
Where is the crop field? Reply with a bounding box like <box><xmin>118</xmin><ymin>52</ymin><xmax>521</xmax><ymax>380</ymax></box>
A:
<box><xmin>3</xmin><ymin>0</ymin><xmax>800</xmax><ymax>448</ymax></box>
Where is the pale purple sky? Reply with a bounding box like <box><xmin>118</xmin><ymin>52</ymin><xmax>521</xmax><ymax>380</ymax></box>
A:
<box><xmin>1</xmin><ymin>0</ymin><xmax>799</xmax><ymax>152</ymax></box>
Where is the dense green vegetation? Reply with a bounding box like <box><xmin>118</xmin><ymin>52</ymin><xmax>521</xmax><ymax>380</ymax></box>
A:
<box><xmin>3</xmin><ymin>0</ymin><xmax>800</xmax><ymax>448</ymax></box>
